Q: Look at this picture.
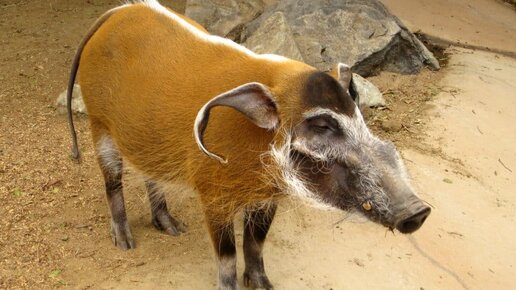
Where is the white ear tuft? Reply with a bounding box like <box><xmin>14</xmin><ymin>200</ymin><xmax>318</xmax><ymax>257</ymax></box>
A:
<box><xmin>337</xmin><ymin>63</ymin><xmax>352</xmax><ymax>90</ymax></box>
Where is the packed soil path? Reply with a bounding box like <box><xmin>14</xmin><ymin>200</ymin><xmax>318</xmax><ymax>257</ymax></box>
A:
<box><xmin>0</xmin><ymin>0</ymin><xmax>514</xmax><ymax>289</ymax></box>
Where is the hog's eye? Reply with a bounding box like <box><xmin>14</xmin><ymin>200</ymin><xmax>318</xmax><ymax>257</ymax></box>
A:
<box><xmin>313</xmin><ymin>124</ymin><xmax>330</xmax><ymax>133</ymax></box>
<box><xmin>307</xmin><ymin>115</ymin><xmax>339</xmax><ymax>134</ymax></box>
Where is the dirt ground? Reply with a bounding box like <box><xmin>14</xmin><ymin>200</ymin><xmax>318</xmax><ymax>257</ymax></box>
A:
<box><xmin>381</xmin><ymin>0</ymin><xmax>516</xmax><ymax>54</ymax></box>
<box><xmin>0</xmin><ymin>0</ymin><xmax>515</xmax><ymax>289</ymax></box>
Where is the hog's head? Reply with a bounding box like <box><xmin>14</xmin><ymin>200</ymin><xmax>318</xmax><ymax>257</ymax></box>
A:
<box><xmin>194</xmin><ymin>62</ymin><xmax>430</xmax><ymax>233</ymax></box>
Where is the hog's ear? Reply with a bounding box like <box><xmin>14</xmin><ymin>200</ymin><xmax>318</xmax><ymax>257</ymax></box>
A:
<box><xmin>333</xmin><ymin>63</ymin><xmax>359</xmax><ymax>103</ymax></box>
<box><xmin>194</xmin><ymin>82</ymin><xmax>279</xmax><ymax>164</ymax></box>
<box><xmin>336</xmin><ymin>63</ymin><xmax>352</xmax><ymax>89</ymax></box>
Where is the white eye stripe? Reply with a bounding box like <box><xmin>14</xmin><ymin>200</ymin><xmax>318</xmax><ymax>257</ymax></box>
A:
<box><xmin>303</xmin><ymin>107</ymin><xmax>373</xmax><ymax>142</ymax></box>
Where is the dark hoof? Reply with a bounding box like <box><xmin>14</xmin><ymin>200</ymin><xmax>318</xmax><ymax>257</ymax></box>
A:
<box><xmin>152</xmin><ymin>210</ymin><xmax>187</xmax><ymax>236</ymax></box>
<box><xmin>110</xmin><ymin>220</ymin><xmax>135</xmax><ymax>250</ymax></box>
<box><xmin>243</xmin><ymin>272</ymin><xmax>273</xmax><ymax>290</ymax></box>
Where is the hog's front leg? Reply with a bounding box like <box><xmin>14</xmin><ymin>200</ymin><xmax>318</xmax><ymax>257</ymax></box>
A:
<box><xmin>206</xmin><ymin>215</ymin><xmax>238</xmax><ymax>290</ymax></box>
<box><xmin>243</xmin><ymin>203</ymin><xmax>277</xmax><ymax>290</ymax></box>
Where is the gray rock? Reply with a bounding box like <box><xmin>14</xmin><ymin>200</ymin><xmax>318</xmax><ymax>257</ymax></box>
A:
<box><xmin>243</xmin><ymin>12</ymin><xmax>303</xmax><ymax>61</ymax></box>
<box><xmin>351</xmin><ymin>73</ymin><xmax>385</xmax><ymax>107</ymax></box>
<box><xmin>185</xmin><ymin>0</ymin><xmax>439</xmax><ymax>76</ymax></box>
<box><xmin>241</xmin><ymin>0</ymin><xmax>439</xmax><ymax>75</ymax></box>
<box><xmin>55</xmin><ymin>84</ymin><xmax>87</xmax><ymax>115</ymax></box>
<box><xmin>185</xmin><ymin>0</ymin><xmax>265</xmax><ymax>38</ymax></box>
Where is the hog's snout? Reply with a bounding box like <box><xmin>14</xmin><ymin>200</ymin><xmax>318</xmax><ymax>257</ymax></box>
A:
<box><xmin>387</xmin><ymin>194</ymin><xmax>431</xmax><ymax>234</ymax></box>
<box><xmin>395</xmin><ymin>206</ymin><xmax>431</xmax><ymax>233</ymax></box>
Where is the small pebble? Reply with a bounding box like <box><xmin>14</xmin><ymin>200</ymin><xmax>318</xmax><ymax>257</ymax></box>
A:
<box><xmin>380</xmin><ymin>119</ymin><xmax>402</xmax><ymax>132</ymax></box>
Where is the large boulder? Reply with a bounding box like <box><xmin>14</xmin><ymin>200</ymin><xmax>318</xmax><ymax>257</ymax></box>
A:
<box><xmin>184</xmin><ymin>0</ymin><xmax>265</xmax><ymax>38</ymax></box>
<box><xmin>243</xmin><ymin>0</ymin><xmax>439</xmax><ymax>75</ymax></box>
<box><xmin>186</xmin><ymin>0</ymin><xmax>439</xmax><ymax>76</ymax></box>
<box><xmin>243</xmin><ymin>12</ymin><xmax>303</xmax><ymax>62</ymax></box>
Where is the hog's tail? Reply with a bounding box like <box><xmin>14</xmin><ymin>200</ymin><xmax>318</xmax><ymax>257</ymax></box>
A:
<box><xmin>67</xmin><ymin>5</ymin><xmax>127</xmax><ymax>161</ymax></box>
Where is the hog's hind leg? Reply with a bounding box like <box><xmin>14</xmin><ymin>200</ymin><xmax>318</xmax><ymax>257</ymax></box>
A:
<box><xmin>243</xmin><ymin>203</ymin><xmax>277</xmax><ymax>290</ymax></box>
<box><xmin>95</xmin><ymin>132</ymin><xmax>135</xmax><ymax>250</ymax></box>
<box><xmin>145</xmin><ymin>180</ymin><xmax>187</xmax><ymax>236</ymax></box>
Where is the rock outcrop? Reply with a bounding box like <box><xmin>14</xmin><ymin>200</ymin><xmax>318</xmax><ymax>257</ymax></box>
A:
<box><xmin>186</xmin><ymin>0</ymin><xmax>440</xmax><ymax>76</ymax></box>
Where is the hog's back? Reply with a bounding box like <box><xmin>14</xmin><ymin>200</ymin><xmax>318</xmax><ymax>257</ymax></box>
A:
<box><xmin>78</xmin><ymin>4</ymin><xmax>275</xmax><ymax>185</ymax></box>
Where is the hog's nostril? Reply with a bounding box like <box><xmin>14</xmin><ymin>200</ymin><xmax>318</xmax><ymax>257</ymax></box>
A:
<box><xmin>396</xmin><ymin>207</ymin><xmax>431</xmax><ymax>234</ymax></box>
<box><xmin>400</xmin><ymin>220</ymin><xmax>420</xmax><ymax>233</ymax></box>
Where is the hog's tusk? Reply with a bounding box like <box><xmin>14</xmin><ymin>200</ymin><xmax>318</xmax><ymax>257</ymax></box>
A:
<box><xmin>362</xmin><ymin>201</ymin><xmax>372</xmax><ymax>211</ymax></box>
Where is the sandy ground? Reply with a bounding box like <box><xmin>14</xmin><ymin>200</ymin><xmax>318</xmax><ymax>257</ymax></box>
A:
<box><xmin>0</xmin><ymin>0</ymin><xmax>515</xmax><ymax>289</ymax></box>
<box><xmin>400</xmin><ymin>48</ymin><xmax>516</xmax><ymax>290</ymax></box>
<box><xmin>381</xmin><ymin>0</ymin><xmax>516</xmax><ymax>54</ymax></box>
